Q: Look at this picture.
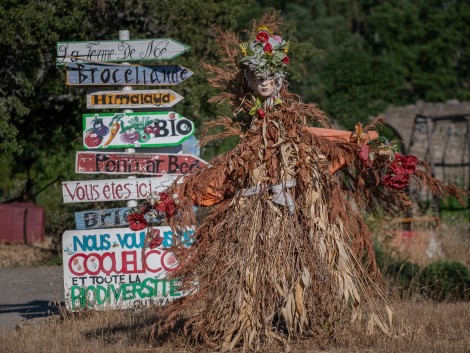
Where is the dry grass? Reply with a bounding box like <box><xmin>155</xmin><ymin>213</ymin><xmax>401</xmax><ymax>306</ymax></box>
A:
<box><xmin>0</xmin><ymin>300</ymin><xmax>468</xmax><ymax>353</ymax></box>
<box><xmin>1</xmin><ymin>221</ymin><xmax>467</xmax><ymax>352</ymax></box>
<box><xmin>0</xmin><ymin>240</ymin><xmax>57</xmax><ymax>268</ymax></box>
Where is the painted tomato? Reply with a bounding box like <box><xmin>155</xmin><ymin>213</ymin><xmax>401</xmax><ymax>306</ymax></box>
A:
<box><xmin>84</xmin><ymin>132</ymin><xmax>102</xmax><ymax>147</ymax></box>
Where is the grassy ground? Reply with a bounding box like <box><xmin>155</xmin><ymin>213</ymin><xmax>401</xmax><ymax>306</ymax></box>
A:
<box><xmin>0</xmin><ymin>300</ymin><xmax>468</xmax><ymax>353</ymax></box>
<box><xmin>0</xmin><ymin>242</ymin><xmax>60</xmax><ymax>268</ymax></box>
<box><xmin>0</xmin><ymin>218</ymin><xmax>467</xmax><ymax>352</ymax></box>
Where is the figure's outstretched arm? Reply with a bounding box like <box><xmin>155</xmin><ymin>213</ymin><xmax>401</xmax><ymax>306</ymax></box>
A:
<box><xmin>304</xmin><ymin>126</ymin><xmax>378</xmax><ymax>174</ymax></box>
<box><xmin>189</xmin><ymin>172</ymin><xmax>227</xmax><ymax>207</ymax></box>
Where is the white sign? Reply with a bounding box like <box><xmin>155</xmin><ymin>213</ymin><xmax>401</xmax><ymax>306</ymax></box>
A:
<box><xmin>63</xmin><ymin>227</ymin><xmax>194</xmax><ymax>310</ymax></box>
<box><xmin>82</xmin><ymin>112</ymin><xmax>194</xmax><ymax>149</ymax></box>
<box><xmin>57</xmin><ymin>38</ymin><xmax>190</xmax><ymax>64</ymax></box>
<box><xmin>62</xmin><ymin>176</ymin><xmax>179</xmax><ymax>203</ymax></box>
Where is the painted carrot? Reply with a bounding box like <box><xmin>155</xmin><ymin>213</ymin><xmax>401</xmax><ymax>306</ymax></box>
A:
<box><xmin>104</xmin><ymin>122</ymin><xmax>120</xmax><ymax>147</ymax></box>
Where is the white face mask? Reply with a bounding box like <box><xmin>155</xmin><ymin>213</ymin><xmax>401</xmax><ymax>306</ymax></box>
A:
<box><xmin>251</xmin><ymin>77</ymin><xmax>276</xmax><ymax>98</ymax></box>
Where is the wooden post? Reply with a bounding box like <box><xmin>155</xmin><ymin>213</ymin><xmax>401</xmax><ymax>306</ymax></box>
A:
<box><xmin>425</xmin><ymin>116</ymin><xmax>440</xmax><ymax>214</ymax></box>
<box><xmin>119</xmin><ymin>30</ymin><xmax>138</xmax><ymax>208</ymax></box>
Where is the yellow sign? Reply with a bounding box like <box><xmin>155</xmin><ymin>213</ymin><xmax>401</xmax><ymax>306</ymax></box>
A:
<box><xmin>87</xmin><ymin>89</ymin><xmax>183</xmax><ymax>109</ymax></box>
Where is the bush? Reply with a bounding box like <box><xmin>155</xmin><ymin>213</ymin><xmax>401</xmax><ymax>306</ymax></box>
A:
<box><xmin>419</xmin><ymin>261</ymin><xmax>470</xmax><ymax>301</ymax></box>
<box><xmin>373</xmin><ymin>239</ymin><xmax>386</xmax><ymax>270</ymax></box>
<box><xmin>385</xmin><ymin>260</ymin><xmax>421</xmax><ymax>293</ymax></box>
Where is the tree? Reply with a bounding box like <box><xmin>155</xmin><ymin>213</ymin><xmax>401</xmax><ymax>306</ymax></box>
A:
<box><xmin>362</xmin><ymin>0</ymin><xmax>470</xmax><ymax>102</ymax></box>
<box><xmin>0</xmin><ymin>0</ymin><xmax>260</xmax><ymax>203</ymax></box>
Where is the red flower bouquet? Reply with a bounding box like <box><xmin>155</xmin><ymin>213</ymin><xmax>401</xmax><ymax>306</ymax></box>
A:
<box><xmin>382</xmin><ymin>153</ymin><xmax>418</xmax><ymax>190</ymax></box>
<box><xmin>126</xmin><ymin>191</ymin><xmax>179</xmax><ymax>251</ymax></box>
<box><xmin>356</xmin><ymin>132</ymin><xmax>418</xmax><ymax>191</ymax></box>
<box><xmin>127</xmin><ymin>191</ymin><xmax>178</xmax><ymax>231</ymax></box>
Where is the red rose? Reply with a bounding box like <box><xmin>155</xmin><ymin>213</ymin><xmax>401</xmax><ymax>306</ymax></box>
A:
<box><xmin>390</xmin><ymin>153</ymin><xmax>418</xmax><ymax>175</ymax></box>
<box><xmin>402</xmin><ymin>155</ymin><xmax>418</xmax><ymax>174</ymax></box>
<box><xmin>382</xmin><ymin>173</ymin><xmax>410</xmax><ymax>189</ymax></box>
<box><xmin>257</xmin><ymin>109</ymin><xmax>266</xmax><ymax>118</ymax></box>
<box><xmin>263</xmin><ymin>43</ymin><xmax>273</xmax><ymax>53</ymax></box>
<box><xmin>256</xmin><ymin>31</ymin><xmax>269</xmax><ymax>43</ymax></box>
<box><xmin>282</xmin><ymin>56</ymin><xmax>290</xmax><ymax>64</ymax></box>
<box><xmin>149</xmin><ymin>229</ymin><xmax>163</xmax><ymax>249</ymax></box>
<box><xmin>127</xmin><ymin>213</ymin><xmax>147</xmax><ymax>231</ymax></box>
<box><xmin>390</xmin><ymin>153</ymin><xmax>404</xmax><ymax>174</ymax></box>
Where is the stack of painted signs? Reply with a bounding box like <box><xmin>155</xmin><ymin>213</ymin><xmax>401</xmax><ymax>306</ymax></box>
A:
<box><xmin>58</xmin><ymin>37</ymin><xmax>206</xmax><ymax>310</ymax></box>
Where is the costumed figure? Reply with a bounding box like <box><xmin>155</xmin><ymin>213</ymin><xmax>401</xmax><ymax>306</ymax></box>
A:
<box><xmin>127</xmin><ymin>13</ymin><xmax>465</xmax><ymax>352</ymax></box>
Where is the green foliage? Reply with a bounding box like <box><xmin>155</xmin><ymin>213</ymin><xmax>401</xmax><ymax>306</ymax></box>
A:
<box><xmin>419</xmin><ymin>261</ymin><xmax>470</xmax><ymax>301</ymax></box>
<box><xmin>363</xmin><ymin>0</ymin><xmax>470</xmax><ymax>103</ymax></box>
<box><xmin>383</xmin><ymin>259</ymin><xmax>470</xmax><ymax>301</ymax></box>
<box><xmin>267</xmin><ymin>0</ymin><xmax>470</xmax><ymax>127</ymax></box>
<box><xmin>385</xmin><ymin>259</ymin><xmax>421</xmax><ymax>292</ymax></box>
<box><xmin>320</xmin><ymin>47</ymin><xmax>402</xmax><ymax>129</ymax></box>
<box><xmin>373</xmin><ymin>238</ymin><xmax>386</xmax><ymax>270</ymax></box>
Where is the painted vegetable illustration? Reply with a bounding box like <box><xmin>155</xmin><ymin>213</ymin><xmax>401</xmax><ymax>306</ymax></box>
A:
<box><xmin>144</xmin><ymin>125</ymin><xmax>153</xmax><ymax>134</ymax></box>
<box><xmin>84</xmin><ymin>131</ymin><xmax>102</xmax><ymax>147</ymax></box>
<box><xmin>92</xmin><ymin>116</ymin><xmax>109</xmax><ymax>137</ymax></box>
<box><xmin>121</xmin><ymin>128</ymin><xmax>141</xmax><ymax>144</ymax></box>
<box><xmin>104</xmin><ymin>114</ymin><xmax>123</xmax><ymax>147</ymax></box>
<box><xmin>144</xmin><ymin>122</ymin><xmax>160</xmax><ymax>136</ymax></box>
<box><xmin>119</xmin><ymin>116</ymin><xmax>156</xmax><ymax>144</ymax></box>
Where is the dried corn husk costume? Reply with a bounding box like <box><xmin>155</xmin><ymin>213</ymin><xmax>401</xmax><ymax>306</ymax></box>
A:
<box><xmin>127</xmin><ymin>13</ymin><xmax>465</xmax><ymax>352</ymax></box>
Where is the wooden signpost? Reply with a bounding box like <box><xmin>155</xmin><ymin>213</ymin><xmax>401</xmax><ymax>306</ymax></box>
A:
<box><xmin>76</xmin><ymin>152</ymin><xmax>207</xmax><ymax>175</ymax></box>
<box><xmin>57</xmin><ymin>39</ymin><xmax>190</xmax><ymax>65</ymax></box>
<box><xmin>59</xmin><ymin>31</ymin><xmax>196</xmax><ymax>311</ymax></box>
<box><xmin>86</xmin><ymin>89</ymin><xmax>183</xmax><ymax>109</ymax></box>
<box><xmin>62</xmin><ymin>175</ymin><xmax>179</xmax><ymax>203</ymax></box>
<box><xmin>82</xmin><ymin>112</ymin><xmax>194</xmax><ymax>149</ymax></box>
<box><xmin>66</xmin><ymin>63</ymin><xmax>193</xmax><ymax>86</ymax></box>
<box><xmin>62</xmin><ymin>226</ymin><xmax>193</xmax><ymax>310</ymax></box>
<box><xmin>74</xmin><ymin>207</ymin><xmax>130</xmax><ymax>230</ymax></box>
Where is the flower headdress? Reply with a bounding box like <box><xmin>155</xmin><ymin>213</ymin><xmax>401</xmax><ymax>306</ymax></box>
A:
<box><xmin>239</xmin><ymin>25</ymin><xmax>290</xmax><ymax>79</ymax></box>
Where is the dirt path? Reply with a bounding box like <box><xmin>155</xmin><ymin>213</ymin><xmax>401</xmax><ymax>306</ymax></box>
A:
<box><xmin>0</xmin><ymin>266</ymin><xmax>63</xmax><ymax>332</ymax></box>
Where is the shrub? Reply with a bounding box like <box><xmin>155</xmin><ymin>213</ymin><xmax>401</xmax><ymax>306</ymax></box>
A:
<box><xmin>419</xmin><ymin>261</ymin><xmax>470</xmax><ymax>301</ymax></box>
<box><xmin>385</xmin><ymin>260</ymin><xmax>421</xmax><ymax>293</ymax></box>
